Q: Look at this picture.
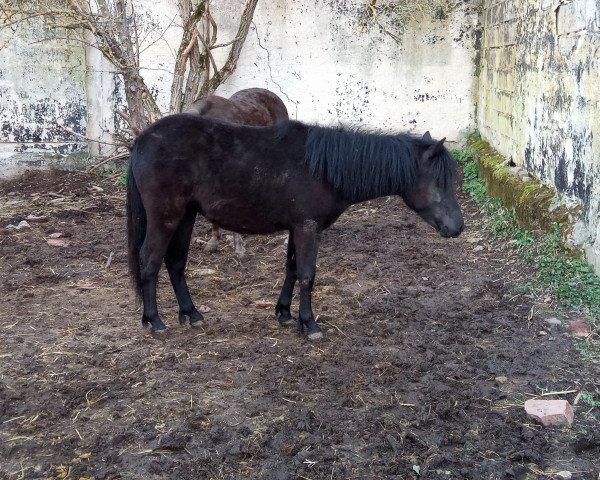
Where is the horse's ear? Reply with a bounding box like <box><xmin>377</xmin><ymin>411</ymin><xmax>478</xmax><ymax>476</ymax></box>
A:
<box><xmin>434</xmin><ymin>138</ymin><xmax>446</xmax><ymax>154</ymax></box>
<box><xmin>423</xmin><ymin>137</ymin><xmax>446</xmax><ymax>161</ymax></box>
<box><xmin>422</xmin><ymin>131</ymin><xmax>433</xmax><ymax>142</ymax></box>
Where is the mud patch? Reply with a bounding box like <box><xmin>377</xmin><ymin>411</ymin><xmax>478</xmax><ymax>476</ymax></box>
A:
<box><xmin>0</xmin><ymin>169</ymin><xmax>598</xmax><ymax>479</ymax></box>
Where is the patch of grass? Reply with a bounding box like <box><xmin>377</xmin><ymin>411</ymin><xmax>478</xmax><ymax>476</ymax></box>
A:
<box><xmin>116</xmin><ymin>166</ymin><xmax>128</xmax><ymax>187</ymax></box>
<box><xmin>96</xmin><ymin>164</ymin><xmax>128</xmax><ymax>188</ymax></box>
<box><xmin>579</xmin><ymin>391</ymin><xmax>600</xmax><ymax>409</ymax></box>
<box><xmin>453</xmin><ymin>147</ymin><xmax>600</xmax><ymax>360</ymax></box>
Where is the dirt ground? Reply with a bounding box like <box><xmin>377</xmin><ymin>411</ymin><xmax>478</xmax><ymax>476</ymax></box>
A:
<box><xmin>0</xmin><ymin>168</ymin><xmax>599</xmax><ymax>480</ymax></box>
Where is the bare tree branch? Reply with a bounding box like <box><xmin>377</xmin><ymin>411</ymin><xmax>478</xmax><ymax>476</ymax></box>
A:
<box><xmin>196</xmin><ymin>0</ymin><xmax>259</xmax><ymax>99</ymax></box>
<box><xmin>169</xmin><ymin>0</ymin><xmax>207</xmax><ymax>112</ymax></box>
<box><xmin>2</xmin><ymin>0</ymin><xmax>259</xmax><ymax>146</ymax></box>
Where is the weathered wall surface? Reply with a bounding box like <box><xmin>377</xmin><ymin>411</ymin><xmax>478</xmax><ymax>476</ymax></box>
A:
<box><xmin>0</xmin><ymin>0</ymin><xmax>480</xmax><ymax>177</ymax></box>
<box><xmin>477</xmin><ymin>0</ymin><xmax>600</xmax><ymax>269</ymax></box>
<box><xmin>0</xmin><ymin>24</ymin><xmax>90</xmax><ymax>176</ymax></box>
<box><xmin>200</xmin><ymin>0</ymin><xmax>479</xmax><ymax>138</ymax></box>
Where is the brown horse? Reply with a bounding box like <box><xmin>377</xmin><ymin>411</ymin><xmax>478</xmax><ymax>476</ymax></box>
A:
<box><xmin>187</xmin><ymin>88</ymin><xmax>289</xmax><ymax>256</ymax></box>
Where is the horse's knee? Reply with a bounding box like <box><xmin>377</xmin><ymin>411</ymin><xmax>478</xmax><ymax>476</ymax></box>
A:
<box><xmin>299</xmin><ymin>277</ymin><xmax>314</xmax><ymax>289</ymax></box>
<box><xmin>167</xmin><ymin>258</ymin><xmax>186</xmax><ymax>274</ymax></box>
<box><xmin>140</xmin><ymin>260</ymin><xmax>162</xmax><ymax>283</ymax></box>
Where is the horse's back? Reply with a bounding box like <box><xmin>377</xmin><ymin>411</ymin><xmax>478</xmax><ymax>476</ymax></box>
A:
<box><xmin>132</xmin><ymin>115</ymin><xmax>295</xmax><ymax>175</ymax></box>
<box><xmin>228</xmin><ymin>88</ymin><xmax>289</xmax><ymax>123</ymax></box>
<box><xmin>186</xmin><ymin>96</ymin><xmax>245</xmax><ymax>124</ymax></box>
<box><xmin>188</xmin><ymin>88</ymin><xmax>288</xmax><ymax>126</ymax></box>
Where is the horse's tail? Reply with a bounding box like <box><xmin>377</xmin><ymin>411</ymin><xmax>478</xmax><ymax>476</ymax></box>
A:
<box><xmin>126</xmin><ymin>155</ymin><xmax>146</xmax><ymax>300</ymax></box>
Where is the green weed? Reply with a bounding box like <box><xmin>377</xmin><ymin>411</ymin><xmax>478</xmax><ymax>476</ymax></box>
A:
<box><xmin>453</xmin><ymin>148</ymin><xmax>600</xmax><ymax>361</ymax></box>
<box><xmin>117</xmin><ymin>167</ymin><xmax>128</xmax><ymax>187</ymax></box>
<box><xmin>94</xmin><ymin>164</ymin><xmax>128</xmax><ymax>188</ymax></box>
<box><xmin>579</xmin><ymin>391</ymin><xmax>600</xmax><ymax>409</ymax></box>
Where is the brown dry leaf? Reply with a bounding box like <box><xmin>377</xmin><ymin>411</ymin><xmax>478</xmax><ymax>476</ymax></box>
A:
<box><xmin>255</xmin><ymin>300</ymin><xmax>274</xmax><ymax>309</ymax></box>
<box><xmin>568</xmin><ymin>319</ymin><xmax>592</xmax><ymax>338</ymax></box>
<box><xmin>47</xmin><ymin>238</ymin><xmax>70</xmax><ymax>247</ymax></box>
<box><xmin>72</xmin><ymin>451</ymin><xmax>93</xmax><ymax>462</ymax></box>
<box><xmin>26</xmin><ymin>214</ymin><xmax>49</xmax><ymax>223</ymax></box>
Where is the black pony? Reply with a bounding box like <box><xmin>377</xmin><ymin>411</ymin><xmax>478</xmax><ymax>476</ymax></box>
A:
<box><xmin>127</xmin><ymin>115</ymin><xmax>464</xmax><ymax>340</ymax></box>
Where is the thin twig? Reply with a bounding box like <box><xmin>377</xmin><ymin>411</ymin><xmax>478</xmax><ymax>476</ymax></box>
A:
<box><xmin>56</xmin><ymin>124</ymin><xmax>120</xmax><ymax>147</ymax></box>
<box><xmin>86</xmin><ymin>152</ymin><xmax>129</xmax><ymax>172</ymax></box>
<box><xmin>196</xmin><ymin>25</ymin><xmax>218</xmax><ymax>75</ymax></box>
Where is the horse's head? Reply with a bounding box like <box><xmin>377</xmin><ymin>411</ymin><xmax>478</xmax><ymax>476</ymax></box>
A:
<box><xmin>403</xmin><ymin>132</ymin><xmax>464</xmax><ymax>238</ymax></box>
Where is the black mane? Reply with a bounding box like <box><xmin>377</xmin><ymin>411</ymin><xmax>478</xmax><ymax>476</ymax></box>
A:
<box><xmin>304</xmin><ymin>124</ymin><xmax>456</xmax><ymax>203</ymax></box>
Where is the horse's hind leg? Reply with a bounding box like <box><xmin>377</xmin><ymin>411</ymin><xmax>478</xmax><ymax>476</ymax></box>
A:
<box><xmin>290</xmin><ymin>224</ymin><xmax>322</xmax><ymax>340</ymax></box>
<box><xmin>276</xmin><ymin>230</ymin><xmax>296</xmax><ymax>326</ymax></box>
<box><xmin>165</xmin><ymin>207</ymin><xmax>204</xmax><ymax>328</ymax></box>
<box><xmin>233</xmin><ymin>233</ymin><xmax>246</xmax><ymax>257</ymax></box>
<box><xmin>204</xmin><ymin>224</ymin><xmax>220</xmax><ymax>252</ymax></box>
<box><xmin>140</xmin><ymin>219</ymin><xmax>179</xmax><ymax>336</ymax></box>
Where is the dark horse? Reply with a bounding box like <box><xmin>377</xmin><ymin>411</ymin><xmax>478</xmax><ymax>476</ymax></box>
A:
<box><xmin>127</xmin><ymin>116</ymin><xmax>464</xmax><ymax>340</ymax></box>
<box><xmin>187</xmin><ymin>88</ymin><xmax>289</xmax><ymax>256</ymax></box>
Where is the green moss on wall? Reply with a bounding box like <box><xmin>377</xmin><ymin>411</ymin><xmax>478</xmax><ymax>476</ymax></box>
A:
<box><xmin>466</xmin><ymin>134</ymin><xmax>575</xmax><ymax>237</ymax></box>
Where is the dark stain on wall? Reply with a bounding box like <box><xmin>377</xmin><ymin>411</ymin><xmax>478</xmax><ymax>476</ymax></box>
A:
<box><xmin>0</xmin><ymin>99</ymin><xmax>86</xmax><ymax>145</ymax></box>
<box><xmin>472</xmin><ymin>26</ymin><xmax>483</xmax><ymax>77</ymax></box>
<box><xmin>414</xmin><ymin>93</ymin><xmax>438</xmax><ymax>102</ymax></box>
<box><xmin>549</xmin><ymin>130</ymin><xmax>593</xmax><ymax>210</ymax></box>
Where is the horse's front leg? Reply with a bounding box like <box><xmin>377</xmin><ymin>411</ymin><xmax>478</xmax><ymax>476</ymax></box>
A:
<box><xmin>291</xmin><ymin>223</ymin><xmax>322</xmax><ymax>340</ymax></box>
<box><xmin>276</xmin><ymin>230</ymin><xmax>296</xmax><ymax>326</ymax></box>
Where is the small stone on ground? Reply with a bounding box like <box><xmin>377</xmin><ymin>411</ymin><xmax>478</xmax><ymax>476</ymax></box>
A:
<box><xmin>524</xmin><ymin>399</ymin><xmax>574</xmax><ymax>427</ymax></box>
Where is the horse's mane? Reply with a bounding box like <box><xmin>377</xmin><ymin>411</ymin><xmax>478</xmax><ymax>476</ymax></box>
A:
<box><xmin>304</xmin><ymin>124</ymin><xmax>456</xmax><ymax>203</ymax></box>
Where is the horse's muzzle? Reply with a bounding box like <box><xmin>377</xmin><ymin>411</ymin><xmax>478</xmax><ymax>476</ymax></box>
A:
<box><xmin>440</xmin><ymin>221</ymin><xmax>464</xmax><ymax>238</ymax></box>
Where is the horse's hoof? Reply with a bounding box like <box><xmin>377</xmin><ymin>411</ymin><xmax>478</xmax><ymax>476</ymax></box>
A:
<box><xmin>151</xmin><ymin>328</ymin><xmax>169</xmax><ymax>340</ymax></box>
<box><xmin>190</xmin><ymin>319</ymin><xmax>205</xmax><ymax>329</ymax></box>
<box><xmin>306</xmin><ymin>331</ymin><xmax>323</xmax><ymax>341</ymax></box>
<box><xmin>277</xmin><ymin>315</ymin><xmax>295</xmax><ymax>327</ymax></box>
<box><xmin>275</xmin><ymin>311</ymin><xmax>296</xmax><ymax>327</ymax></box>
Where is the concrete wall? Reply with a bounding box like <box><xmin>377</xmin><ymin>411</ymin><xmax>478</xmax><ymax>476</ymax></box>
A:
<box><xmin>0</xmin><ymin>23</ymin><xmax>89</xmax><ymax>176</ymax></box>
<box><xmin>198</xmin><ymin>0</ymin><xmax>480</xmax><ymax>138</ymax></box>
<box><xmin>477</xmin><ymin>0</ymin><xmax>600</xmax><ymax>269</ymax></box>
<box><xmin>0</xmin><ymin>0</ymin><xmax>480</xmax><ymax>177</ymax></box>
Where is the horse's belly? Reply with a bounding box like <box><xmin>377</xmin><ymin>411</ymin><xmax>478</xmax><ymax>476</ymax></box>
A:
<box><xmin>203</xmin><ymin>201</ymin><xmax>286</xmax><ymax>234</ymax></box>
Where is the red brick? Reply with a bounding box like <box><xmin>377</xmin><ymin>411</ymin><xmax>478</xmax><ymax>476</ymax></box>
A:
<box><xmin>524</xmin><ymin>399</ymin><xmax>574</xmax><ymax>427</ymax></box>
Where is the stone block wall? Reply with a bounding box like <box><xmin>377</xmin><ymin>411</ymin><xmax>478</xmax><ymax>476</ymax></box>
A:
<box><xmin>477</xmin><ymin>0</ymin><xmax>600</xmax><ymax>270</ymax></box>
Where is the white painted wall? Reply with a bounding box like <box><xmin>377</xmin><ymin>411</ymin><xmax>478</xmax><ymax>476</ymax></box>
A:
<box><xmin>130</xmin><ymin>0</ymin><xmax>479</xmax><ymax>139</ymax></box>
<box><xmin>0</xmin><ymin>23</ymin><xmax>88</xmax><ymax>175</ymax></box>
<box><xmin>1</xmin><ymin>0</ymin><xmax>479</xmax><ymax>168</ymax></box>
<box><xmin>206</xmin><ymin>0</ymin><xmax>479</xmax><ymax>140</ymax></box>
